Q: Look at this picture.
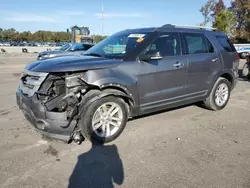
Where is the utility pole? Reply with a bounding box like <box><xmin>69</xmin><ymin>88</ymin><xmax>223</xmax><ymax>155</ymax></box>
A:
<box><xmin>102</xmin><ymin>4</ymin><xmax>104</xmax><ymax>35</ymax></box>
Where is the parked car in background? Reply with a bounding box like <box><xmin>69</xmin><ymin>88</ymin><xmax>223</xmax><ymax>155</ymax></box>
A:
<box><xmin>37</xmin><ymin>43</ymin><xmax>94</xmax><ymax>60</ymax></box>
<box><xmin>16</xmin><ymin>24</ymin><xmax>239</xmax><ymax>144</ymax></box>
<box><xmin>237</xmin><ymin>47</ymin><xmax>250</xmax><ymax>59</ymax></box>
<box><xmin>0</xmin><ymin>42</ymin><xmax>10</xmax><ymax>46</ymax></box>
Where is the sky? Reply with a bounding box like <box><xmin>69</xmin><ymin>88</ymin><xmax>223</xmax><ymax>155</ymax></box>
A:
<box><xmin>0</xmin><ymin>0</ymin><xmax>231</xmax><ymax>35</ymax></box>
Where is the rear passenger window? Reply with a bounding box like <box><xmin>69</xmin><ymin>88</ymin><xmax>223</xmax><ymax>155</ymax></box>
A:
<box><xmin>216</xmin><ymin>36</ymin><xmax>236</xmax><ymax>52</ymax></box>
<box><xmin>183</xmin><ymin>33</ymin><xmax>211</xmax><ymax>54</ymax></box>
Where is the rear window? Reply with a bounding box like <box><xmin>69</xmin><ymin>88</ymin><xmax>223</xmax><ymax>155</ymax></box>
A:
<box><xmin>216</xmin><ymin>36</ymin><xmax>236</xmax><ymax>52</ymax></box>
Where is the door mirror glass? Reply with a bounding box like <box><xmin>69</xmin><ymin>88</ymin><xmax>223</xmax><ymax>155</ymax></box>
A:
<box><xmin>140</xmin><ymin>50</ymin><xmax>162</xmax><ymax>61</ymax></box>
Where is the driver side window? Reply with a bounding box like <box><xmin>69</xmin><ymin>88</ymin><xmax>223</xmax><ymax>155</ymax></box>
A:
<box><xmin>145</xmin><ymin>33</ymin><xmax>181</xmax><ymax>57</ymax></box>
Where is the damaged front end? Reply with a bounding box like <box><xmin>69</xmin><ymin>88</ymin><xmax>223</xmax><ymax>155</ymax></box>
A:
<box><xmin>16</xmin><ymin>69</ymin><xmax>90</xmax><ymax>143</ymax></box>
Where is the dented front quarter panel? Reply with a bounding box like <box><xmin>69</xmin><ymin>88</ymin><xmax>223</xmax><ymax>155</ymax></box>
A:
<box><xmin>81</xmin><ymin>64</ymin><xmax>139</xmax><ymax>113</ymax></box>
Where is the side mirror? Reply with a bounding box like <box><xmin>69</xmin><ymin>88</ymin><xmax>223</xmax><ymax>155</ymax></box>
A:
<box><xmin>139</xmin><ymin>50</ymin><xmax>162</xmax><ymax>61</ymax></box>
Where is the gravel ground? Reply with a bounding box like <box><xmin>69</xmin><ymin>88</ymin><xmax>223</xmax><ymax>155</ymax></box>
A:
<box><xmin>0</xmin><ymin>54</ymin><xmax>250</xmax><ymax>188</ymax></box>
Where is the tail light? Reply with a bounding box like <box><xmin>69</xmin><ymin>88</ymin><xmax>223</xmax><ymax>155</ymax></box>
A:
<box><xmin>233</xmin><ymin>54</ymin><xmax>240</xmax><ymax>78</ymax></box>
<box><xmin>235</xmin><ymin>54</ymin><xmax>240</xmax><ymax>61</ymax></box>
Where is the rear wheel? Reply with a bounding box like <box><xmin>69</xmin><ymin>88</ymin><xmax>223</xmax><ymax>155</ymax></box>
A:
<box><xmin>80</xmin><ymin>96</ymin><xmax>128</xmax><ymax>143</ymax></box>
<box><xmin>203</xmin><ymin>78</ymin><xmax>231</xmax><ymax>111</ymax></box>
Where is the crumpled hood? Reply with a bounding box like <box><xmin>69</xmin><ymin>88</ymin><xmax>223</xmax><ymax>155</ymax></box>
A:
<box><xmin>25</xmin><ymin>55</ymin><xmax>122</xmax><ymax>73</ymax></box>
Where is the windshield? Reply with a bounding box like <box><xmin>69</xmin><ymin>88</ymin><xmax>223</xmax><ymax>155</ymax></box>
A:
<box><xmin>84</xmin><ymin>32</ymin><xmax>148</xmax><ymax>59</ymax></box>
<box><xmin>58</xmin><ymin>44</ymin><xmax>71</xmax><ymax>51</ymax></box>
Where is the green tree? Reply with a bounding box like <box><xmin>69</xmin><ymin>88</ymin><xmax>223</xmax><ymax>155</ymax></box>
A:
<box><xmin>13</xmin><ymin>32</ymin><xmax>20</xmax><ymax>41</ymax></box>
<box><xmin>20</xmin><ymin>31</ymin><xmax>32</xmax><ymax>42</ymax></box>
<box><xmin>213</xmin><ymin>0</ymin><xmax>226</xmax><ymax>16</ymax></box>
<box><xmin>215</xmin><ymin>9</ymin><xmax>237</xmax><ymax>36</ymax></box>
<box><xmin>212</xmin><ymin>0</ymin><xmax>226</xmax><ymax>27</ymax></box>
<box><xmin>200</xmin><ymin>0</ymin><xmax>216</xmax><ymax>26</ymax></box>
<box><xmin>230</xmin><ymin>0</ymin><xmax>250</xmax><ymax>39</ymax></box>
<box><xmin>0</xmin><ymin>28</ymin><xmax>3</xmax><ymax>40</ymax></box>
<box><xmin>1</xmin><ymin>28</ymin><xmax>16</xmax><ymax>41</ymax></box>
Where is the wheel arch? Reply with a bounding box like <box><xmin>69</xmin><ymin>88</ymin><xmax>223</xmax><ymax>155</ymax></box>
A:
<box><xmin>220</xmin><ymin>73</ymin><xmax>233</xmax><ymax>85</ymax></box>
<box><xmin>78</xmin><ymin>86</ymin><xmax>139</xmax><ymax>118</ymax></box>
<box><xmin>207</xmin><ymin>71</ymin><xmax>235</xmax><ymax>97</ymax></box>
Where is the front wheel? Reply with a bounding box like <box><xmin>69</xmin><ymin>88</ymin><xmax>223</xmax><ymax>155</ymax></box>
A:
<box><xmin>203</xmin><ymin>78</ymin><xmax>231</xmax><ymax>111</ymax></box>
<box><xmin>80</xmin><ymin>96</ymin><xmax>128</xmax><ymax>143</ymax></box>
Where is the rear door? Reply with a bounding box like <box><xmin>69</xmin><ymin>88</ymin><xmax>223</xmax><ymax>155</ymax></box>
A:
<box><xmin>182</xmin><ymin>32</ymin><xmax>222</xmax><ymax>96</ymax></box>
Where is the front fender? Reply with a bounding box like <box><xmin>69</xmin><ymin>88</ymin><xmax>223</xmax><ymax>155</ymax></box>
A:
<box><xmin>81</xmin><ymin>69</ymin><xmax>139</xmax><ymax>111</ymax></box>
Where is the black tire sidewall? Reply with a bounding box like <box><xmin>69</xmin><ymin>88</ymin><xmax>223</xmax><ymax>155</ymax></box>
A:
<box><xmin>211</xmin><ymin>78</ymin><xmax>231</xmax><ymax>110</ymax></box>
<box><xmin>80</xmin><ymin>96</ymin><xmax>128</xmax><ymax>143</ymax></box>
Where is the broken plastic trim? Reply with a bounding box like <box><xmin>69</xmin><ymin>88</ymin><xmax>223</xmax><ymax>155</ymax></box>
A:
<box><xmin>65</xmin><ymin>73</ymin><xmax>85</xmax><ymax>88</ymax></box>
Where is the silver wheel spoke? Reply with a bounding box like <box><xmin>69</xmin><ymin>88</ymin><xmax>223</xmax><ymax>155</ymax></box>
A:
<box><xmin>93</xmin><ymin>122</ymin><xmax>103</xmax><ymax>130</ymax></box>
<box><xmin>216</xmin><ymin>98</ymin><xmax>219</xmax><ymax>105</ymax></box>
<box><xmin>109</xmin><ymin>121</ymin><xmax>120</xmax><ymax>127</ymax></box>
<box><xmin>110</xmin><ymin>107</ymin><xmax>120</xmax><ymax>116</ymax></box>
<box><xmin>93</xmin><ymin>117</ymin><xmax>101</xmax><ymax>125</ymax></box>
<box><xmin>102</xmin><ymin>123</ymin><xmax>106</xmax><ymax>132</ymax></box>
<box><xmin>101</xmin><ymin>105</ymin><xmax>108</xmax><ymax>114</ymax></box>
<box><xmin>221</xmin><ymin>90</ymin><xmax>228</xmax><ymax>96</ymax></box>
<box><xmin>97</xmin><ymin>109</ymin><xmax>104</xmax><ymax>118</ymax></box>
<box><xmin>111</xmin><ymin>117</ymin><xmax>122</xmax><ymax>122</ymax></box>
<box><xmin>106</xmin><ymin>123</ymin><xmax>111</xmax><ymax>136</ymax></box>
<box><xmin>108</xmin><ymin>104</ymin><xmax>116</xmax><ymax>114</ymax></box>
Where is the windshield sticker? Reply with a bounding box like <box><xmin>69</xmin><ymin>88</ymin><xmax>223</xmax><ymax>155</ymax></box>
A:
<box><xmin>128</xmin><ymin>34</ymin><xmax>145</xmax><ymax>38</ymax></box>
<box><xmin>136</xmin><ymin>37</ymin><xmax>144</xmax><ymax>43</ymax></box>
<box><xmin>116</xmin><ymin>42</ymin><xmax>120</xmax><ymax>48</ymax></box>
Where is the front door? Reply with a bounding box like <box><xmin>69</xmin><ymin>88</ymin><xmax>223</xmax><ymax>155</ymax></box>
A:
<box><xmin>138</xmin><ymin>32</ymin><xmax>187</xmax><ymax>113</ymax></box>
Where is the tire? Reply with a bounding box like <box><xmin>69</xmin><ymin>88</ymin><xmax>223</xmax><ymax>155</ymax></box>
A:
<box><xmin>242</xmin><ymin>62</ymin><xmax>250</xmax><ymax>78</ymax></box>
<box><xmin>203</xmin><ymin>78</ymin><xmax>231</xmax><ymax>111</ymax></box>
<box><xmin>240</xmin><ymin>53</ymin><xmax>247</xmax><ymax>59</ymax></box>
<box><xmin>79</xmin><ymin>96</ymin><xmax>128</xmax><ymax>143</ymax></box>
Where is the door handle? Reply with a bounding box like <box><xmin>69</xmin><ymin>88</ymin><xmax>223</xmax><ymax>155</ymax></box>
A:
<box><xmin>212</xmin><ymin>58</ymin><xmax>219</xmax><ymax>62</ymax></box>
<box><xmin>173</xmin><ymin>62</ymin><xmax>183</xmax><ymax>68</ymax></box>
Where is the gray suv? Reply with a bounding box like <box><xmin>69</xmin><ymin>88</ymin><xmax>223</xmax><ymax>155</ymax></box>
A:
<box><xmin>16</xmin><ymin>24</ymin><xmax>239</xmax><ymax>144</ymax></box>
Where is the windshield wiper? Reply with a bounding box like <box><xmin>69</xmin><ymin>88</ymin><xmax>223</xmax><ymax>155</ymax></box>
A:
<box><xmin>84</xmin><ymin>53</ymin><xmax>103</xmax><ymax>57</ymax></box>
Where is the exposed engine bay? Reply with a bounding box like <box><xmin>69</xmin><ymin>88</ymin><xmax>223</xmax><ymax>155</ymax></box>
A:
<box><xmin>36</xmin><ymin>73</ymin><xmax>90</xmax><ymax>126</ymax></box>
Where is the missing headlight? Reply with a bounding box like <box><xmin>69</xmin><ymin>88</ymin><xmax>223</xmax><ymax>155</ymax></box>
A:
<box><xmin>65</xmin><ymin>73</ymin><xmax>85</xmax><ymax>88</ymax></box>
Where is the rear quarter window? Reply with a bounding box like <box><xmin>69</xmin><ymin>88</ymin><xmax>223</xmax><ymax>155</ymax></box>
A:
<box><xmin>216</xmin><ymin>36</ymin><xmax>236</xmax><ymax>52</ymax></box>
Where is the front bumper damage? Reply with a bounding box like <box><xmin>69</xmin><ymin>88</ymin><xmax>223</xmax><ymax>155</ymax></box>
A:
<box><xmin>16</xmin><ymin>88</ymin><xmax>77</xmax><ymax>141</ymax></box>
<box><xmin>16</xmin><ymin>70</ymin><xmax>87</xmax><ymax>142</ymax></box>
<box><xmin>16</xmin><ymin>68</ymin><xmax>134</xmax><ymax>143</ymax></box>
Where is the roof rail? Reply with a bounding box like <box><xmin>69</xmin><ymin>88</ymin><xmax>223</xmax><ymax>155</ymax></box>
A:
<box><xmin>161</xmin><ymin>24</ymin><xmax>217</xmax><ymax>31</ymax></box>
